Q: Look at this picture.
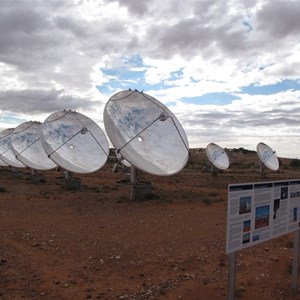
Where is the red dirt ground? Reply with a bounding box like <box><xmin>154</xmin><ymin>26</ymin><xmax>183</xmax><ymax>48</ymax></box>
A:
<box><xmin>1</xmin><ymin>148</ymin><xmax>300</xmax><ymax>300</ymax></box>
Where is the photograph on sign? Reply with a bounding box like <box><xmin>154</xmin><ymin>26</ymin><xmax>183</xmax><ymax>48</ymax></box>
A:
<box><xmin>255</xmin><ymin>205</ymin><xmax>270</xmax><ymax>230</ymax></box>
<box><xmin>239</xmin><ymin>196</ymin><xmax>252</xmax><ymax>214</ymax></box>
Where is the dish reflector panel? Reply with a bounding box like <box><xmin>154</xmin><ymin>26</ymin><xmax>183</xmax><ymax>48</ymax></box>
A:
<box><xmin>11</xmin><ymin>121</ymin><xmax>57</xmax><ymax>170</ymax></box>
<box><xmin>257</xmin><ymin>142</ymin><xmax>279</xmax><ymax>171</ymax></box>
<box><xmin>0</xmin><ymin>128</ymin><xmax>26</xmax><ymax>168</ymax></box>
<box><xmin>104</xmin><ymin>90</ymin><xmax>189</xmax><ymax>176</ymax></box>
<box><xmin>41</xmin><ymin>110</ymin><xmax>109</xmax><ymax>173</ymax></box>
<box><xmin>206</xmin><ymin>143</ymin><xmax>229</xmax><ymax>170</ymax></box>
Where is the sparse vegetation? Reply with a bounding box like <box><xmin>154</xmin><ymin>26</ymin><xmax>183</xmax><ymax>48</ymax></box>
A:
<box><xmin>39</xmin><ymin>190</ymin><xmax>51</xmax><ymax>199</ymax></box>
<box><xmin>0</xmin><ymin>187</ymin><xmax>9</xmax><ymax>193</ymax></box>
<box><xmin>88</xmin><ymin>186</ymin><xmax>102</xmax><ymax>193</ymax></box>
<box><xmin>143</xmin><ymin>192</ymin><xmax>160</xmax><ymax>201</ymax></box>
<box><xmin>290</xmin><ymin>159</ymin><xmax>300</xmax><ymax>168</ymax></box>
<box><xmin>235</xmin><ymin>286</ymin><xmax>246</xmax><ymax>298</ymax></box>
<box><xmin>202</xmin><ymin>191</ymin><xmax>222</xmax><ymax>205</ymax></box>
<box><xmin>84</xmin><ymin>185</ymin><xmax>114</xmax><ymax>193</ymax></box>
<box><xmin>207</xmin><ymin>191</ymin><xmax>219</xmax><ymax>197</ymax></box>
<box><xmin>203</xmin><ymin>196</ymin><xmax>213</xmax><ymax>205</ymax></box>
<box><xmin>286</xmin><ymin>240</ymin><xmax>294</xmax><ymax>249</ymax></box>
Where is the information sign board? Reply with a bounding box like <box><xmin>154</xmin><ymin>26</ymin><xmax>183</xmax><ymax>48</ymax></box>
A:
<box><xmin>226</xmin><ymin>180</ymin><xmax>300</xmax><ymax>254</ymax></box>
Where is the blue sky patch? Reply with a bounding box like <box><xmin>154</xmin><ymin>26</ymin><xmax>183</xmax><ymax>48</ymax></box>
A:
<box><xmin>181</xmin><ymin>92</ymin><xmax>240</xmax><ymax>105</ymax></box>
<box><xmin>0</xmin><ymin>114</ymin><xmax>27</xmax><ymax>125</ymax></box>
<box><xmin>97</xmin><ymin>54</ymin><xmax>149</xmax><ymax>94</ymax></box>
<box><xmin>97</xmin><ymin>54</ymin><xmax>185</xmax><ymax>95</ymax></box>
<box><xmin>240</xmin><ymin>79</ymin><xmax>300</xmax><ymax>95</ymax></box>
<box><xmin>122</xmin><ymin>54</ymin><xmax>145</xmax><ymax>68</ymax></box>
<box><xmin>242</xmin><ymin>20</ymin><xmax>253</xmax><ymax>32</ymax></box>
<box><xmin>169</xmin><ymin>69</ymin><xmax>184</xmax><ymax>80</ymax></box>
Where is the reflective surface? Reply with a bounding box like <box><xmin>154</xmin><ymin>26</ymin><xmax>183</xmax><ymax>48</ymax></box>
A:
<box><xmin>206</xmin><ymin>143</ymin><xmax>229</xmax><ymax>170</ymax></box>
<box><xmin>11</xmin><ymin>121</ymin><xmax>57</xmax><ymax>170</ymax></box>
<box><xmin>0</xmin><ymin>128</ymin><xmax>26</xmax><ymax>168</ymax></box>
<box><xmin>104</xmin><ymin>90</ymin><xmax>189</xmax><ymax>176</ymax></box>
<box><xmin>41</xmin><ymin>110</ymin><xmax>109</xmax><ymax>173</ymax></box>
<box><xmin>257</xmin><ymin>142</ymin><xmax>279</xmax><ymax>171</ymax></box>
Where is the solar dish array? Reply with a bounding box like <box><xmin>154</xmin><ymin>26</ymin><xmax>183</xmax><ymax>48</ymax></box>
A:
<box><xmin>0</xmin><ymin>90</ymin><xmax>279</xmax><ymax>174</ymax></box>
<box><xmin>0</xmin><ymin>111</ymin><xmax>110</xmax><ymax>174</ymax></box>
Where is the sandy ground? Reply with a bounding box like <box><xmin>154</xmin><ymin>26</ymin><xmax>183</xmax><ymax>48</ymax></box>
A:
<box><xmin>1</xmin><ymin>149</ymin><xmax>300</xmax><ymax>300</ymax></box>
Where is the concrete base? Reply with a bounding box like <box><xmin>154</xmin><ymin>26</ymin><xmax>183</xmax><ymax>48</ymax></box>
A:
<box><xmin>31</xmin><ymin>174</ymin><xmax>45</xmax><ymax>183</ymax></box>
<box><xmin>65</xmin><ymin>178</ymin><xmax>81</xmax><ymax>190</ymax></box>
<box><xmin>130</xmin><ymin>183</ymin><xmax>153</xmax><ymax>200</ymax></box>
<box><xmin>11</xmin><ymin>170</ymin><xmax>23</xmax><ymax>178</ymax></box>
<box><xmin>0</xmin><ymin>168</ymin><xmax>11</xmax><ymax>176</ymax></box>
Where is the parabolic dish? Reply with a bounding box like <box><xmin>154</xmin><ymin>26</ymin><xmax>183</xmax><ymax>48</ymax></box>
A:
<box><xmin>11</xmin><ymin>121</ymin><xmax>57</xmax><ymax>171</ymax></box>
<box><xmin>41</xmin><ymin>110</ymin><xmax>109</xmax><ymax>173</ymax></box>
<box><xmin>104</xmin><ymin>90</ymin><xmax>189</xmax><ymax>176</ymax></box>
<box><xmin>257</xmin><ymin>142</ymin><xmax>279</xmax><ymax>171</ymax></box>
<box><xmin>0</xmin><ymin>128</ymin><xmax>26</xmax><ymax>168</ymax></box>
<box><xmin>205</xmin><ymin>142</ymin><xmax>229</xmax><ymax>170</ymax></box>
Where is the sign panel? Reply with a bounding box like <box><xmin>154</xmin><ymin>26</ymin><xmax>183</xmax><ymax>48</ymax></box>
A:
<box><xmin>226</xmin><ymin>179</ymin><xmax>300</xmax><ymax>254</ymax></box>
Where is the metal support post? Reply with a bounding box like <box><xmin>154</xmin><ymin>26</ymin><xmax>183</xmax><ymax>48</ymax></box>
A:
<box><xmin>130</xmin><ymin>165</ymin><xmax>137</xmax><ymax>200</ymax></box>
<box><xmin>228</xmin><ymin>252</ymin><xmax>236</xmax><ymax>300</ymax></box>
<box><xmin>292</xmin><ymin>229</ymin><xmax>300</xmax><ymax>294</ymax></box>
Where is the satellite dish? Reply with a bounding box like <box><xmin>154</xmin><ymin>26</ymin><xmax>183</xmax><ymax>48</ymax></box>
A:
<box><xmin>41</xmin><ymin>110</ymin><xmax>109</xmax><ymax>173</ymax></box>
<box><xmin>206</xmin><ymin>143</ymin><xmax>229</xmax><ymax>170</ymax></box>
<box><xmin>0</xmin><ymin>128</ymin><xmax>26</xmax><ymax>168</ymax></box>
<box><xmin>11</xmin><ymin>121</ymin><xmax>57</xmax><ymax>171</ymax></box>
<box><xmin>256</xmin><ymin>142</ymin><xmax>279</xmax><ymax>171</ymax></box>
<box><xmin>104</xmin><ymin>90</ymin><xmax>189</xmax><ymax>176</ymax></box>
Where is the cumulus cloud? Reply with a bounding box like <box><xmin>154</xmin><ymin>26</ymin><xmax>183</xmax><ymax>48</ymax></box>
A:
<box><xmin>0</xmin><ymin>89</ymin><xmax>92</xmax><ymax>115</ymax></box>
<box><xmin>0</xmin><ymin>0</ymin><xmax>299</xmax><ymax>158</ymax></box>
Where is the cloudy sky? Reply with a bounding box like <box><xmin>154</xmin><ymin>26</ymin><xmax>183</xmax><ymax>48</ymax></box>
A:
<box><xmin>0</xmin><ymin>0</ymin><xmax>299</xmax><ymax>158</ymax></box>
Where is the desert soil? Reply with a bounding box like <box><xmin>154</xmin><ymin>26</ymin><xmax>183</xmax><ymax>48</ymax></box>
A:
<box><xmin>1</xmin><ymin>149</ymin><xmax>300</xmax><ymax>300</ymax></box>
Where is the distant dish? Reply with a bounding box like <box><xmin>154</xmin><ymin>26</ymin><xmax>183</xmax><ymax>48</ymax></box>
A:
<box><xmin>0</xmin><ymin>128</ymin><xmax>26</xmax><ymax>168</ymax></box>
<box><xmin>206</xmin><ymin>143</ymin><xmax>229</xmax><ymax>170</ymax></box>
<box><xmin>41</xmin><ymin>110</ymin><xmax>109</xmax><ymax>173</ymax></box>
<box><xmin>256</xmin><ymin>142</ymin><xmax>279</xmax><ymax>171</ymax></box>
<box><xmin>11</xmin><ymin>121</ymin><xmax>57</xmax><ymax>171</ymax></box>
<box><xmin>104</xmin><ymin>90</ymin><xmax>189</xmax><ymax>176</ymax></box>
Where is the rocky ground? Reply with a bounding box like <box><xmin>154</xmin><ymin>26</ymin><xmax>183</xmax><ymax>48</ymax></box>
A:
<box><xmin>1</xmin><ymin>148</ymin><xmax>300</xmax><ymax>299</ymax></box>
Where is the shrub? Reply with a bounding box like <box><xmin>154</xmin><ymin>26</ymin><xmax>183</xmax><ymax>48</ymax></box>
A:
<box><xmin>290</xmin><ymin>159</ymin><xmax>300</xmax><ymax>168</ymax></box>
<box><xmin>0</xmin><ymin>187</ymin><xmax>9</xmax><ymax>193</ymax></box>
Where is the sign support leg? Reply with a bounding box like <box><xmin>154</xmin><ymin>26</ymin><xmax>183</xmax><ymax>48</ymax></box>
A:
<box><xmin>130</xmin><ymin>165</ymin><xmax>137</xmax><ymax>200</ymax></box>
<box><xmin>228</xmin><ymin>252</ymin><xmax>236</xmax><ymax>300</ymax></box>
<box><xmin>292</xmin><ymin>229</ymin><xmax>300</xmax><ymax>294</ymax></box>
